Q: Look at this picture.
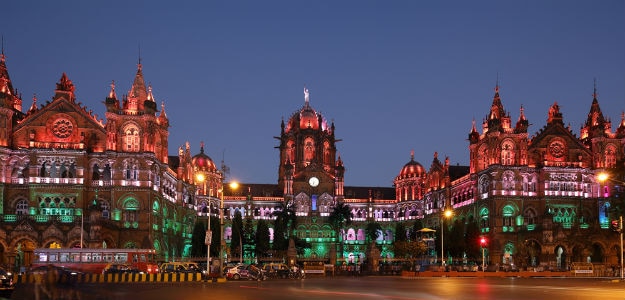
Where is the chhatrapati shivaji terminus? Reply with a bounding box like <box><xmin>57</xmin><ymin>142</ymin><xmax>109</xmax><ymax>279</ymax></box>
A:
<box><xmin>0</xmin><ymin>49</ymin><xmax>623</xmax><ymax>275</ymax></box>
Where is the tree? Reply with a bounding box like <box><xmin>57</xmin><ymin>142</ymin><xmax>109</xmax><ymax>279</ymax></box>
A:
<box><xmin>393</xmin><ymin>240</ymin><xmax>428</xmax><ymax>260</ymax></box>
<box><xmin>255</xmin><ymin>219</ymin><xmax>271</xmax><ymax>258</ymax></box>
<box><xmin>191</xmin><ymin>221</ymin><xmax>207</xmax><ymax>258</ymax></box>
<box><xmin>243</xmin><ymin>215</ymin><xmax>255</xmax><ymax>261</ymax></box>
<box><xmin>328</xmin><ymin>201</ymin><xmax>352</xmax><ymax>243</ymax></box>
<box><xmin>410</xmin><ymin>220</ymin><xmax>424</xmax><ymax>241</ymax></box>
<box><xmin>464</xmin><ymin>219</ymin><xmax>481</xmax><ymax>260</ymax></box>
<box><xmin>328</xmin><ymin>201</ymin><xmax>352</xmax><ymax>261</ymax></box>
<box><xmin>272</xmin><ymin>200</ymin><xmax>297</xmax><ymax>252</ymax></box>
<box><xmin>365</xmin><ymin>222</ymin><xmax>382</xmax><ymax>244</ymax></box>
<box><xmin>448</xmin><ymin>219</ymin><xmax>466</xmax><ymax>259</ymax></box>
<box><xmin>209</xmin><ymin>216</ymin><xmax>220</xmax><ymax>258</ymax></box>
<box><xmin>231</xmin><ymin>210</ymin><xmax>243</xmax><ymax>262</ymax></box>
<box><xmin>395</xmin><ymin>222</ymin><xmax>407</xmax><ymax>242</ymax></box>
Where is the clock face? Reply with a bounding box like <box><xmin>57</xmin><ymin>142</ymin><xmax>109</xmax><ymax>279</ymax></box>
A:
<box><xmin>308</xmin><ymin>176</ymin><xmax>319</xmax><ymax>187</ymax></box>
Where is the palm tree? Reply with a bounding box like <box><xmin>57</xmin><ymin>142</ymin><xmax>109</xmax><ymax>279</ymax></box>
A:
<box><xmin>272</xmin><ymin>200</ymin><xmax>297</xmax><ymax>252</ymax></box>
<box><xmin>365</xmin><ymin>222</ymin><xmax>382</xmax><ymax>244</ymax></box>
<box><xmin>328</xmin><ymin>201</ymin><xmax>352</xmax><ymax>258</ymax></box>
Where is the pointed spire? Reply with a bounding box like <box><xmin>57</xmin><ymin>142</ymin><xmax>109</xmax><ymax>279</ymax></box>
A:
<box><xmin>108</xmin><ymin>80</ymin><xmax>117</xmax><ymax>99</ymax></box>
<box><xmin>147</xmin><ymin>83</ymin><xmax>155</xmax><ymax>102</ymax></box>
<box><xmin>28</xmin><ymin>94</ymin><xmax>38</xmax><ymax>114</ymax></box>
<box><xmin>200</xmin><ymin>141</ymin><xmax>205</xmax><ymax>153</ymax></box>
<box><xmin>515</xmin><ymin>105</ymin><xmax>529</xmax><ymax>133</ymax></box>
<box><xmin>137</xmin><ymin>44</ymin><xmax>142</xmax><ymax>72</ymax></box>
<box><xmin>159</xmin><ymin>101</ymin><xmax>168</xmax><ymax>118</ymax></box>
<box><xmin>0</xmin><ymin>41</ymin><xmax>15</xmax><ymax>96</ymax></box>
<box><xmin>580</xmin><ymin>78</ymin><xmax>611</xmax><ymax>140</ymax></box>
<box><xmin>0</xmin><ymin>35</ymin><xmax>4</xmax><ymax>63</ymax></box>
<box><xmin>410</xmin><ymin>149</ymin><xmax>415</xmax><ymax>161</ymax></box>
<box><xmin>616</xmin><ymin>111</ymin><xmax>625</xmax><ymax>138</ymax></box>
<box><xmin>469</xmin><ymin>118</ymin><xmax>480</xmax><ymax>143</ymax></box>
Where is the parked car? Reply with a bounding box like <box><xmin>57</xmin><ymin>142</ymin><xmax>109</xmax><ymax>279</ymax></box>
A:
<box><xmin>0</xmin><ymin>268</ymin><xmax>13</xmax><ymax>288</ymax></box>
<box><xmin>226</xmin><ymin>264</ymin><xmax>266</xmax><ymax>281</ymax></box>
<box><xmin>222</xmin><ymin>263</ymin><xmax>244</xmax><ymax>276</ymax></box>
<box><xmin>262</xmin><ymin>263</ymin><xmax>290</xmax><ymax>279</ymax></box>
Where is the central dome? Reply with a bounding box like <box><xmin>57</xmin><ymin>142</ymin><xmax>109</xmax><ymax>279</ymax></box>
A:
<box><xmin>285</xmin><ymin>88</ymin><xmax>329</xmax><ymax>133</ymax></box>
<box><xmin>192</xmin><ymin>143</ymin><xmax>217</xmax><ymax>172</ymax></box>
<box><xmin>397</xmin><ymin>151</ymin><xmax>425</xmax><ymax>179</ymax></box>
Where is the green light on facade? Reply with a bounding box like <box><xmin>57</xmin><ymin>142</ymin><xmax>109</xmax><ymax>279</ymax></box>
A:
<box><xmin>113</xmin><ymin>209</ymin><xmax>121</xmax><ymax>221</ymax></box>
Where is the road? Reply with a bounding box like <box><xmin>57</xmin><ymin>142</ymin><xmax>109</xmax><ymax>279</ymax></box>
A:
<box><xmin>8</xmin><ymin>276</ymin><xmax>625</xmax><ymax>300</ymax></box>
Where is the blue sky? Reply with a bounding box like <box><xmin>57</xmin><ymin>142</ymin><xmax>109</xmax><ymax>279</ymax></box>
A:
<box><xmin>4</xmin><ymin>1</ymin><xmax>624</xmax><ymax>187</ymax></box>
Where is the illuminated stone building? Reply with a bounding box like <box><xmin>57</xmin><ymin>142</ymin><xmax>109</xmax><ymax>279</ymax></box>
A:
<box><xmin>414</xmin><ymin>84</ymin><xmax>624</xmax><ymax>269</ymax></box>
<box><xmin>206</xmin><ymin>84</ymin><xmax>623</xmax><ymax>270</ymax></box>
<box><xmin>0</xmin><ymin>53</ymin><xmax>198</xmax><ymax>267</ymax></box>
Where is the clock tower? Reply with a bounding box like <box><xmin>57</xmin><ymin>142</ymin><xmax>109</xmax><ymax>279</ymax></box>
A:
<box><xmin>276</xmin><ymin>87</ymin><xmax>344</xmax><ymax>213</ymax></box>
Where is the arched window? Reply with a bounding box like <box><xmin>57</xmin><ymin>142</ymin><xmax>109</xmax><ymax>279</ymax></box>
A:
<box><xmin>123</xmin><ymin>198</ymin><xmax>139</xmax><ymax>226</ymax></box>
<box><xmin>304</xmin><ymin>137</ymin><xmax>315</xmax><ymax>163</ymax></box>
<box><xmin>605</xmin><ymin>144</ymin><xmax>617</xmax><ymax>168</ymax></box>
<box><xmin>478</xmin><ymin>145</ymin><xmax>488</xmax><ymax>170</ymax></box>
<box><xmin>502</xmin><ymin>205</ymin><xmax>515</xmax><ymax>227</ymax></box>
<box><xmin>502</xmin><ymin>170</ymin><xmax>515</xmax><ymax>191</ymax></box>
<box><xmin>123</xmin><ymin>124</ymin><xmax>140</xmax><ymax>152</ymax></box>
<box><xmin>523</xmin><ymin>208</ymin><xmax>537</xmax><ymax>227</ymax></box>
<box><xmin>479</xmin><ymin>207</ymin><xmax>490</xmax><ymax>230</ymax></box>
<box><xmin>286</xmin><ymin>140</ymin><xmax>295</xmax><ymax>162</ymax></box>
<box><xmin>323</xmin><ymin>141</ymin><xmax>331</xmax><ymax>165</ymax></box>
<box><xmin>16</xmin><ymin>199</ymin><xmax>29</xmax><ymax>215</ymax></box>
<box><xmin>501</xmin><ymin>141</ymin><xmax>515</xmax><ymax>165</ymax></box>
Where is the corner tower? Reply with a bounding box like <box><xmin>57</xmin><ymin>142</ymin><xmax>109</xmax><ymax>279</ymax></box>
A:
<box><xmin>104</xmin><ymin>60</ymin><xmax>169</xmax><ymax>163</ymax></box>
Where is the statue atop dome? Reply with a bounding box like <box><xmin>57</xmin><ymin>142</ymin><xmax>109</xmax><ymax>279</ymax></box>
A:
<box><xmin>304</xmin><ymin>86</ymin><xmax>309</xmax><ymax>103</ymax></box>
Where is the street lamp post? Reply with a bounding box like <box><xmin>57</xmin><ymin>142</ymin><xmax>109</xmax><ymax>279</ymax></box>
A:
<box><xmin>618</xmin><ymin>216</ymin><xmax>623</xmax><ymax>280</ymax></box>
<box><xmin>219</xmin><ymin>182</ymin><xmax>225</xmax><ymax>278</ymax></box>
<box><xmin>195</xmin><ymin>173</ymin><xmax>212</xmax><ymax>276</ymax></box>
<box><xmin>597</xmin><ymin>172</ymin><xmax>624</xmax><ymax>280</ymax></box>
<box><xmin>440</xmin><ymin>209</ymin><xmax>453</xmax><ymax>267</ymax></box>
<box><xmin>205</xmin><ymin>211</ymin><xmax>212</xmax><ymax>274</ymax></box>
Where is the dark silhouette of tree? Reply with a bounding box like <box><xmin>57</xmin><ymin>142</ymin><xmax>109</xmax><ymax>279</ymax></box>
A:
<box><xmin>365</xmin><ymin>222</ymin><xmax>382</xmax><ymax>244</ymax></box>
<box><xmin>255</xmin><ymin>219</ymin><xmax>271</xmax><ymax>258</ymax></box>
<box><xmin>231</xmin><ymin>210</ymin><xmax>243</xmax><ymax>262</ymax></box>
<box><xmin>448</xmin><ymin>218</ymin><xmax>466</xmax><ymax>259</ymax></box>
<box><xmin>395</xmin><ymin>222</ymin><xmax>407</xmax><ymax>242</ymax></box>
<box><xmin>464</xmin><ymin>218</ymin><xmax>481</xmax><ymax>260</ymax></box>
<box><xmin>209</xmin><ymin>216</ymin><xmax>220</xmax><ymax>258</ymax></box>
<box><xmin>244</xmin><ymin>215</ymin><xmax>255</xmax><ymax>261</ymax></box>
<box><xmin>328</xmin><ymin>201</ymin><xmax>352</xmax><ymax>258</ymax></box>
<box><xmin>191</xmin><ymin>221</ymin><xmax>207</xmax><ymax>258</ymax></box>
<box><xmin>272</xmin><ymin>200</ymin><xmax>297</xmax><ymax>252</ymax></box>
<box><xmin>410</xmin><ymin>219</ymin><xmax>424</xmax><ymax>241</ymax></box>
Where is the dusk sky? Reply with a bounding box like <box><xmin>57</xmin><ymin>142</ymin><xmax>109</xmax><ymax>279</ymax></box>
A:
<box><xmin>4</xmin><ymin>1</ymin><xmax>624</xmax><ymax>187</ymax></box>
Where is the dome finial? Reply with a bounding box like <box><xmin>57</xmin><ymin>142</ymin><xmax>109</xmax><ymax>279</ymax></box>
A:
<box><xmin>410</xmin><ymin>149</ymin><xmax>414</xmax><ymax>161</ymax></box>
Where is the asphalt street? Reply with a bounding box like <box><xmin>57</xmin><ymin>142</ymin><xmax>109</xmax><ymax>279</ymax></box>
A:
<box><xmin>8</xmin><ymin>276</ymin><xmax>625</xmax><ymax>300</ymax></box>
